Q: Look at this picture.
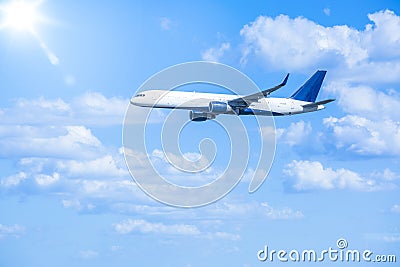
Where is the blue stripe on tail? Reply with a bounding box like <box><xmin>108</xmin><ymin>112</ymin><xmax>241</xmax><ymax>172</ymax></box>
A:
<box><xmin>290</xmin><ymin>70</ymin><xmax>327</xmax><ymax>102</ymax></box>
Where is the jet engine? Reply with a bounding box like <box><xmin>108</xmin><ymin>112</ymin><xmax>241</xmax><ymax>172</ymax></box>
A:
<box><xmin>208</xmin><ymin>101</ymin><xmax>233</xmax><ymax>113</ymax></box>
<box><xmin>189</xmin><ymin>111</ymin><xmax>216</xmax><ymax>122</ymax></box>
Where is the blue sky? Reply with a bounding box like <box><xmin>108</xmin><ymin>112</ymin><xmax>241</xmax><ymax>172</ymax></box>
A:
<box><xmin>0</xmin><ymin>0</ymin><xmax>400</xmax><ymax>266</ymax></box>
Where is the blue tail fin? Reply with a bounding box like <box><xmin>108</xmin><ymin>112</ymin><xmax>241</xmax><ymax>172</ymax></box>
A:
<box><xmin>290</xmin><ymin>70</ymin><xmax>326</xmax><ymax>102</ymax></box>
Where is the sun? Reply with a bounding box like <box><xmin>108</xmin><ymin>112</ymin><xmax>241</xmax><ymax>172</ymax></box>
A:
<box><xmin>0</xmin><ymin>0</ymin><xmax>43</xmax><ymax>32</ymax></box>
<box><xmin>0</xmin><ymin>0</ymin><xmax>59</xmax><ymax>65</ymax></box>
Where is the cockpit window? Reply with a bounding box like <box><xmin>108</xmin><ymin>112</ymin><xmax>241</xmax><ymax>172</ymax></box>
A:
<box><xmin>135</xmin><ymin>93</ymin><xmax>145</xmax><ymax>97</ymax></box>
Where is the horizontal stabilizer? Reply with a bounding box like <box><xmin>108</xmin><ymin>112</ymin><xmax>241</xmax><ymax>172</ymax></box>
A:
<box><xmin>302</xmin><ymin>99</ymin><xmax>335</xmax><ymax>108</ymax></box>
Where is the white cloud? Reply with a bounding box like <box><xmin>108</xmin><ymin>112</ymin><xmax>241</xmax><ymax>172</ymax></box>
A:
<box><xmin>75</xmin><ymin>92</ymin><xmax>126</xmax><ymax>118</ymax></box>
<box><xmin>62</xmin><ymin>199</ymin><xmax>82</xmax><ymax>210</ymax></box>
<box><xmin>80</xmin><ymin>179</ymin><xmax>134</xmax><ymax>197</ymax></box>
<box><xmin>159</xmin><ymin>17</ymin><xmax>172</xmax><ymax>30</ymax></box>
<box><xmin>323</xmin><ymin>8</ymin><xmax>331</xmax><ymax>16</ymax></box>
<box><xmin>261</xmin><ymin>202</ymin><xmax>304</xmax><ymax>219</ymax></box>
<box><xmin>239</xmin><ymin>10</ymin><xmax>400</xmax><ymax>83</ymax></box>
<box><xmin>0</xmin><ymin>92</ymin><xmax>129</xmax><ymax>126</ymax></box>
<box><xmin>1</xmin><ymin>150</ymin><xmax>141</xmax><ymax>205</ymax></box>
<box><xmin>1</xmin><ymin>172</ymin><xmax>27</xmax><ymax>187</ymax></box>
<box><xmin>381</xmin><ymin>234</ymin><xmax>400</xmax><ymax>243</ymax></box>
<box><xmin>366</xmin><ymin>10</ymin><xmax>400</xmax><ymax>61</ymax></box>
<box><xmin>114</xmin><ymin>218</ymin><xmax>243</xmax><ymax>241</ymax></box>
<box><xmin>65</xmin><ymin>126</ymin><xmax>101</xmax><ymax>147</ymax></box>
<box><xmin>17</xmin><ymin>96</ymin><xmax>70</xmax><ymax>112</ymax></box>
<box><xmin>0</xmin><ymin>125</ymin><xmax>102</xmax><ymax>159</ymax></box>
<box><xmin>371</xmin><ymin>168</ymin><xmax>399</xmax><ymax>181</ymax></box>
<box><xmin>35</xmin><ymin>172</ymin><xmax>60</xmax><ymax>186</ymax></box>
<box><xmin>0</xmin><ymin>224</ymin><xmax>25</xmax><ymax>239</ymax></box>
<box><xmin>79</xmin><ymin>250</ymin><xmax>99</xmax><ymax>259</ymax></box>
<box><xmin>110</xmin><ymin>245</ymin><xmax>123</xmax><ymax>252</ymax></box>
<box><xmin>323</xmin><ymin>115</ymin><xmax>400</xmax><ymax>156</ymax></box>
<box><xmin>110</xmin><ymin>203</ymin><xmax>176</xmax><ymax>215</ymax></box>
<box><xmin>202</xmin><ymin>42</ymin><xmax>230</xmax><ymax>62</ymax></box>
<box><xmin>211</xmin><ymin>201</ymin><xmax>304</xmax><ymax>220</ymax></box>
<box><xmin>125</xmin><ymin>145</ymin><xmax>279</xmax><ymax>203</ymax></box>
<box><xmin>277</xmin><ymin>120</ymin><xmax>312</xmax><ymax>146</ymax></box>
<box><xmin>62</xmin><ymin>199</ymin><xmax>95</xmax><ymax>212</ymax></box>
<box><xmin>0</xmin><ymin>93</ymin><xmax>164</xmax><ymax>211</ymax></box>
<box><xmin>114</xmin><ymin>219</ymin><xmax>201</xmax><ymax>235</ymax></box>
<box><xmin>64</xmin><ymin>74</ymin><xmax>76</xmax><ymax>86</ymax></box>
<box><xmin>57</xmin><ymin>155</ymin><xmax>128</xmax><ymax>178</ymax></box>
<box><xmin>132</xmin><ymin>148</ymin><xmax>220</xmax><ymax>187</ymax></box>
<box><xmin>284</xmin><ymin>160</ymin><xmax>395</xmax><ymax>192</ymax></box>
<box><xmin>323</xmin><ymin>81</ymin><xmax>400</xmax><ymax>156</ymax></box>
<box><xmin>240</xmin><ymin>14</ymin><xmax>366</xmax><ymax>70</ymax></box>
<box><xmin>325</xmin><ymin>82</ymin><xmax>400</xmax><ymax>121</ymax></box>
<box><xmin>391</xmin><ymin>204</ymin><xmax>400</xmax><ymax>214</ymax></box>
<box><xmin>204</xmin><ymin>231</ymin><xmax>241</xmax><ymax>241</ymax></box>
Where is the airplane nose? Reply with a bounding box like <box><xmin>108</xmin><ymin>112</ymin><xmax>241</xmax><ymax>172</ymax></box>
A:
<box><xmin>130</xmin><ymin>97</ymin><xmax>138</xmax><ymax>105</ymax></box>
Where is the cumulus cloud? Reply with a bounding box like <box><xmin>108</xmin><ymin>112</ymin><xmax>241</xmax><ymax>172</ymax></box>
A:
<box><xmin>321</xmin><ymin>79</ymin><xmax>400</xmax><ymax>157</ymax></box>
<box><xmin>0</xmin><ymin>92</ymin><xmax>129</xmax><ymax>126</ymax></box>
<box><xmin>206</xmin><ymin>231</ymin><xmax>241</xmax><ymax>241</ymax></box>
<box><xmin>284</xmin><ymin>160</ymin><xmax>396</xmax><ymax>192</ymax></box>
<box><xmin>0</xmin><ymin>142</ymin><xmax>140</xmax><ymax>207</ymax></box>
<box><xmin>75</xmin><ymin>92</ymin><xmax>127</xmax><ymax>120</ymax></box>
<box><xmin>371</xmin><ymin>168</ymin><xmax>399</xmax><ymax>181</ymax></box>
<box><xmin>391</xmin><ymin>204</ymin><xmax>400</xmax><ymax>214</ymax></box>
<box><xmin>114</xmin><ymin>219</ymin><xmax>201</xmax><ymax>235</ymax></box>
<box><xmin>0</xmin><ymin>224</ymin><xmax>25</xmax><ymax>239</ymax></box>
<box><xmin>57</xmin><ymin>155</ymin><xmax>128</xmax><ymax>178</ymax></box>
<box><xmin>123</xmin><ymin>147</ymin><xmax>221</xmax><ymax>188</ymax></box>
<box><xmin>210</xmin><ymin>201</ymin><xmax>304</xmax><ymax>220</ymax></box>
<box><xmin>202</xmin><ymin>42</ymin><xmax>230</xmax><ymax>62</ymax></box>
<box><xmin>325</xmin><ymin>82</ymin><xmax>400</xmax><ymax>121</ymax></box>
<box><xmin>381</xmin><ymin>234</ymin><xmax>400</xmax><ymax>243</ymax></box>
<box><xmin>35</xmin><ymin>172</ymin><xmax>60</xmax><ymax>186</ymax></box>
<box><xmin>0</xmin><ymin>125</ymin><xmax>102</xmax><ymax>159</ymax></box>
<box><xmin>239</xmin><ymin>10</ymin><xmax>400</xmax><ymax>83</ymax></box>
<box><xmin>18</xmin><ymin>96</ymin><xmax>70</xmax><ymax>112</ymax></box>
<box><xmin>1</xmin><ymin>172</ymin><xmax>27</xmax><ymax>187</ymax></box>
<box><xmin>159</xmin><ymin>17</ymin><xmax>172</xmax><ymax>30</ymax></box>
<box><xmin>79</xmin><ymin>250</ymin><xmax>99</xmax><ymax>259</ymax></box>
<box><xmin>114</xmin><ymin>218</ymin><xmax>242</xmax><ymax>241</ymax></box>
<box><xmin>240</xmin><ymin>14</ymin><xmax>366</xmax><ymax>69</ymax></box>
<box><xmin>323</xmin><ymin>115</ymin><xmax>400</xmax><ymax>156</ymax></box>
<box><xmin>261</xmin><ymin>202</ymin><xmax>304</xmax><ymax>219</ymax></box>
<box><xmin>149</xmin><ymin>149</ymin><xmax>218</xmax><ymax>186</ymax></box>
<box><xmin>277</xmin><ymin>120</ymin><xmax>312</xmax><ymax>146</ymax></box>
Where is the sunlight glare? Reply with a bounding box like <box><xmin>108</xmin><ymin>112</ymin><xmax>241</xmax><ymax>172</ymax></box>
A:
<box><xmin>0</xmin><ymin>0</ymin><xmax>60</xmax><ymax>66</ymax></box>
<box><xmin>1</xmin><ymin>0</ymin><xmax>42</xmax><ymax>32</ymax></box>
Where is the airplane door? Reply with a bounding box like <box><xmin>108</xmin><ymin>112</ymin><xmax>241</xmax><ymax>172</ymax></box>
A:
<box><xmin>289</xmin><ymin>99</ymin><xmax>295</xmax><ymax>115</ymax></box>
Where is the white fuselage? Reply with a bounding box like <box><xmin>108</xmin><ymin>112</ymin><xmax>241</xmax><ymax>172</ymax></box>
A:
<box><xmin>130</xmin><ymin>90</ymin><xmax>325</xmax><ymax>116</ymax></box>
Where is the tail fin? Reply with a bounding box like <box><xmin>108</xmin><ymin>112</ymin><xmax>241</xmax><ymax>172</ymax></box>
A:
<box><xmin>290</xmin><ymin>70</ymin><xmax>327</xmax><ymax>102</ymax></box>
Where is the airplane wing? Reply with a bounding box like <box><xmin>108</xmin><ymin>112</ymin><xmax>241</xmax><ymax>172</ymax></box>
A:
<box><xmin>228</xmin><ymin>73</ymin><xmax>289</xmax><ymax>108</ymax></box>
<box><xmin>302</xmin><ymin>98</ymin><xmax>335</xmax><ymax>108</ymax></box>
<box><xmin>180</xmin><ymin>98</ymin><xmax>213</xmax><ymax>112</ymax></box>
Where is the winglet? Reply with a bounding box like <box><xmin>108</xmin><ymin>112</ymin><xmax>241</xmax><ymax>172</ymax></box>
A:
<box><xmin>228</xmin><ymin>73</ymin><xmax>290</xmax><ymax>108</ymax></box>
<box><xmin>281</xmin><ymin>73</ymin><xmax>289</xmax><ymax>87</ymax></box>
<box><xmin>263</xmin><ymin>73</ymin><xmax>290</xmax><ymax>97</ymax></box>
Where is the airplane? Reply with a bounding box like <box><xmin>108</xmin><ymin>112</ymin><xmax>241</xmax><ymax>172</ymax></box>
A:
<box><xmin>130</xmin><ymin>70</ymin><xmax>335</xmax><ymax>121</ymax></box>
